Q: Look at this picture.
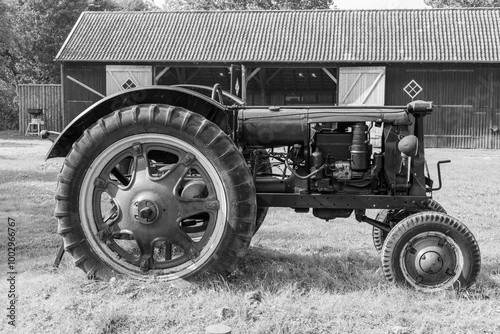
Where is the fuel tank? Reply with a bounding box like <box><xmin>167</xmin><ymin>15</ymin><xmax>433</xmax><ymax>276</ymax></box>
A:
<box><xmin>237</xmin><ymin>106</ymin><xmax>411</xmax><ymax>147</ymax></box>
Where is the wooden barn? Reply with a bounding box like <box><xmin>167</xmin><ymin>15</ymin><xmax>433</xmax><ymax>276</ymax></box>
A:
<box><xmin>44</xmin><ymin>9</ymin><xmax>500</xmax><ymax>148</ymax></box>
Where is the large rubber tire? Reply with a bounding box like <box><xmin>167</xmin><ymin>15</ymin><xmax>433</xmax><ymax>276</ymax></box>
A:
<box><xmin>55</xmin><ymin>104</ymin><xmax>256</xmax><ymax>280</ymax></box>
<box><xmin>381</xmin><ymin>212</ymin><xmax>481</xmax><ymax>291</ymax></box>
<box><xmin>372</xmin><ymin>199</ymin><xmax>446</xmax><ymax>252</ymax></box>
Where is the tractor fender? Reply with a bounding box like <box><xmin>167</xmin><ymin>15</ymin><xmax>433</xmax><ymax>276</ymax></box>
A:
<box><xmin>46</xmin><ymin>86</ymin><xmax>231</xmax><ymax>159</ymax></box>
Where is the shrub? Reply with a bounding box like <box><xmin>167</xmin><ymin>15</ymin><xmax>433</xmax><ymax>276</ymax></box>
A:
<box><xmin>0</xmin><ymin>85</ymin><xmax>18</xmax><ymax>130</ymax></box>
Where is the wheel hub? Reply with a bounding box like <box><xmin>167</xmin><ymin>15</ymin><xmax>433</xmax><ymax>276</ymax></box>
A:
<box><xmin>134</xmin><ymin>199</ymin><xmax>160</xmax><ymax>224</ymax></box>
<box><xmin>401</xmin><ymin>232</ymin><xmax>463</xmax><ymax>290</ymax></box>
<box><xmin>418</xmin><ymin>251</ymin><xmax>443</xmax><ymax>274</ymax></box>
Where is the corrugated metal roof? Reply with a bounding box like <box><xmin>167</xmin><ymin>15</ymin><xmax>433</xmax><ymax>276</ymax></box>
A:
<box><xmin>55</xmin><ymin>9</ymin><xmax>500</xmax><ymax>63</ymax></box>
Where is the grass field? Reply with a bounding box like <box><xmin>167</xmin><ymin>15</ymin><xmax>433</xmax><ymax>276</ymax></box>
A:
<box><xmin>0</xmin><ymin>129</ymin><xmax>499</xmax><ymax>334</ymax></box>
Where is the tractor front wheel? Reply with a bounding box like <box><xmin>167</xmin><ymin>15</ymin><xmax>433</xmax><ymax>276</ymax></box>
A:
<box><xmin>381</xmin><ymin>212</ymin><xmax>481</xmax><ymax>291</ymax></box>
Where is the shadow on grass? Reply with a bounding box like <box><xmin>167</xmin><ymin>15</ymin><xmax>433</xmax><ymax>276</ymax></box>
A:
<box><xmin>49</xmin><ymin>246</ymin><xmax>500</xmax><ymax>301</ymax></box>
<box><xmin>199</xmin><ymin>247</ymin><xmax>500</xmax><ymax>296</ymax></box>
<box><xmin>201</xmin><ymin>246</ymin><xmax>383</xmax><ymax>294</ymax></box>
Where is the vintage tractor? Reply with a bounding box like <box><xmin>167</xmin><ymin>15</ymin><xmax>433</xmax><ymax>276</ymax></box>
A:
<box><xmin>45</xmin><ymin>85</ymin><xmax>481</xmax><ymax>291</ymax></box>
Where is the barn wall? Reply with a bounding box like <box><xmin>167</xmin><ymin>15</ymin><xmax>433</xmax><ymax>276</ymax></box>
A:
<box><xmin>56</xmin><ymin>62</ymin><xmax>500</xmax><ymax>149</ymax></box>
<box><xmin>247</xmin><ymin>91</ymin><xmax>335</xmax><ymax>106</ymax></box>
<box><xmin>386</xmin><ymin>64</ymin><xmax>500</xmax><ymax>149</ymax></box>
<box><xmin>63</xmin><ymin>62</ymin><xmax>106</xmax><ymax>124</ymax></box>
<box><xmin>18</xmin><ymin>84</ymin><xmax>63</xmax><ymax>133</ymax></box>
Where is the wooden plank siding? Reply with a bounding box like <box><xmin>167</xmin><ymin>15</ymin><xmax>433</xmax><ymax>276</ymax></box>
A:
<box><xmin>247</xmin><ymin>91</ymin><xmax>335</xmax><ymax>106</ymax></box>
<box><xmin>63</xmin><ymin>63</ymin><xmax>106</xmax><ymax>124</ymax></box>
<box><xmin>18</xmin><ymin>84</ymin><xmax>63</xmax><ymax>133</ymax></box>
<box><xmin>386</xmin><ymin>64</ymin><xmax>500</xmax><ymax>149</ymax></box>
<box><xmin>424</xmin><ymin>106</ymin><xmax>500</xmax><ymax>149</ymax></box>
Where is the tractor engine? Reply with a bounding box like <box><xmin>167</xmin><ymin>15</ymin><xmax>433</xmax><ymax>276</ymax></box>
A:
<box><xmin>237</xmin><ymin>105</ymin><xmax>421</xmax><ymax>220</ymax></box>
<box><xmin>310</xmin><ymin>122</ymin><xmax>372</xmax><ymax>193</ymax></box>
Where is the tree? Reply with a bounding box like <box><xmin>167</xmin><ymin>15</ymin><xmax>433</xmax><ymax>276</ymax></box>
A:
<box><xmin>0</xmin><ymin>0</ymin><xmax>158</xmax><ymax>130</ymax></box>
<box><xmin>88</xmin><ymin>0</ymin><xmax>159</xmax><ymax>11</ymax></box>
<box><xmin>113</xmin><ymin>0</ymin><xmax>159</xmax><ymax>11</ymax></box>
<box><xmin>161</xmin><ymin>0</ymin><xmax>334</xmax><ymax>10</ymax></box>
<box><xmin>13</xmin><ymin>0</ymin><xmax>158</xmax><ymax>84</ymax></box>
<box><xmin>14</xmin><ymin>0</ymin><xmax>90</xmax><ymax>83</ymax></box>
<box><xmin>0</xmin><ymin>0</ymin><xmax>20</xmax><ymax>129</ymax></box>
<box><xmin>424</xmin><ymin>0</ymin><xmax>500</xmax><ymax>7</ymax></box>
<box><xmin>0</xmin><ymin>0</ymin><xmax>19</xmax><ymax>86</ymax></box>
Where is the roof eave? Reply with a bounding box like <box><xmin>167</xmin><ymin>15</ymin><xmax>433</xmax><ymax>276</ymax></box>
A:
<box><xmin>55</xmin><ymin>59</ymin><xmax>500</xmax><ymax>64</ymax></box>
<box><xmin>54</xmin><ymin>12</ymin><xmax>88</xmax><ymax>61</ymax></box>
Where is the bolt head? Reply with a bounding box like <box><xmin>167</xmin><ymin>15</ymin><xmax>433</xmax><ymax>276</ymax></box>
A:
<box><xmin>140</xmin><ymin>207</ymin><xmax>153</xmax><ymax>219</ymax></box>
<box><xmin>140</xmin><ymin>259</ymin><xmax>150</xmax><ymax>271</ymax></box>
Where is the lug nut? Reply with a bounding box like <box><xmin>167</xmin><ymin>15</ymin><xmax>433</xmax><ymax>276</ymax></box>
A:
<box><xmin>140</xmin><ymin>258</ymin><xmax>150</xmax><ymax>271</ymax></box>
<box><xmin>188</xmin><ymin>247</ymin><xmax>199</xmax><ymax>259</ymax></box>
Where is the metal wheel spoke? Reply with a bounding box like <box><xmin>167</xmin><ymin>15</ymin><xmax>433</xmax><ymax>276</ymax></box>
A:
<box><xmin>104</xmin><ymin>231</ymin><xmax>142</xmax><ymax>266</ymax></box>
<box><xmin>94</xmin><ymin>177</ymin><xmax>120</xmax><ymax>198</ymax></box>
<box><xmin>176</xmin><ymin>197</ymin><xmax>219</xmax><ymax>220</ymax></box>
<box><xmin>107</xmin><ymin>183</ymin><xmax>121</xmax><ymax>200</ymax></box>
<box><xmin>136</xmin><ymin>236</ymin><xmax>154</xmax><ymax>271</ymax></box>
<box><xmin>159</xmin><ymin>152</ymin><xmax>195</xmax><ymax>189</ymax></box>
<box><xmin>130</xmin><ymin>144</ymin><xmax>150</xmax><ymax>185</ymax></box>
<box><xmin>171</xmin><ymin>227</ymin><xmax>201</xmax><ymax>260</ymax></box>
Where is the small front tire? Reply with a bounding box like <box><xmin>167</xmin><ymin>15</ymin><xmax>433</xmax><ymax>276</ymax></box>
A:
<box><xmin>381</xmin><ymin>212</ymin><xmax>481</xmax><ymax>291</ymax></box>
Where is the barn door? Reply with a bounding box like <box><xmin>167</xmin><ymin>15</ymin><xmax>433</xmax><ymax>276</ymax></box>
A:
<box><xmin>106</xmin><ymin>65</ymin><xmax>152</xmax><ymax>95</ymax></box>
<box><xmin>339</xmin><ymin>66</ymin><xmax>386</xmax><ymax>146</ymax></box>
<box><xmin>338</xmin><ymin>67</ymin><xmax>385</xmax><ymax>106</ymax></box>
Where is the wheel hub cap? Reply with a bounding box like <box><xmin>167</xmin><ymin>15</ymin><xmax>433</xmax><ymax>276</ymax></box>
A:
<box><xmin>418</xmin><ymin>251</ymin><xmax>443</xmax><ymax>274</ymax></box>
<box><xmin>401</xmin><ymin>232</ymin><xmax>463</xmax><ymax>290</ymax></box>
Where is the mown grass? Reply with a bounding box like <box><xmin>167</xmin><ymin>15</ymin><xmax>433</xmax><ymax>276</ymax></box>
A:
<box><xmin>1</xmin><ymin>132</ymin><xmax>499</xmax><ymax>334</ymax></box>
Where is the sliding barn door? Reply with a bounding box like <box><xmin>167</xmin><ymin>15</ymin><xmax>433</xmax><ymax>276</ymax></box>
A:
<box><xmin>338</xmin><ymin>67</ymin><xmax>385</xmax><ymax>106</ymax></box>
<box><xmin>338</xmin><ymin>67</ymin><xmax>386</xmax><ymax>146</ymax></box>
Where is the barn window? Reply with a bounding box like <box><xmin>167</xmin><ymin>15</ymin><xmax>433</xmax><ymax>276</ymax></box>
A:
<box><xmin>106</xmin><ymin>65</ymin><xmax>152</xmax><ymax>95</ymax></box>
<box><xmin>122</xmin><ymin>79</ymin><xmax>137</xmax><ymax>90</ymax></box>
<box><xmin>403</xmin><ymin>79</ymin><xmax>423</xmax><ymax>99</ymax></box>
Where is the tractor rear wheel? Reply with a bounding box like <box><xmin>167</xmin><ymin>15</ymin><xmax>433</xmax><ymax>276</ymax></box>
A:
<box><xmin>381</xmin><ymin>212</ymin><xmax>481</xmax><ymax>291</ymax></box>
<box><xmin>55</xmin><ymin>104</ymin><xmax>256</xmax><ymax>280</ymax></box>
<box><xmin>372</xmin><ymin>199</ymin><xmax>446</xmax><ymax>252</ymax></box>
